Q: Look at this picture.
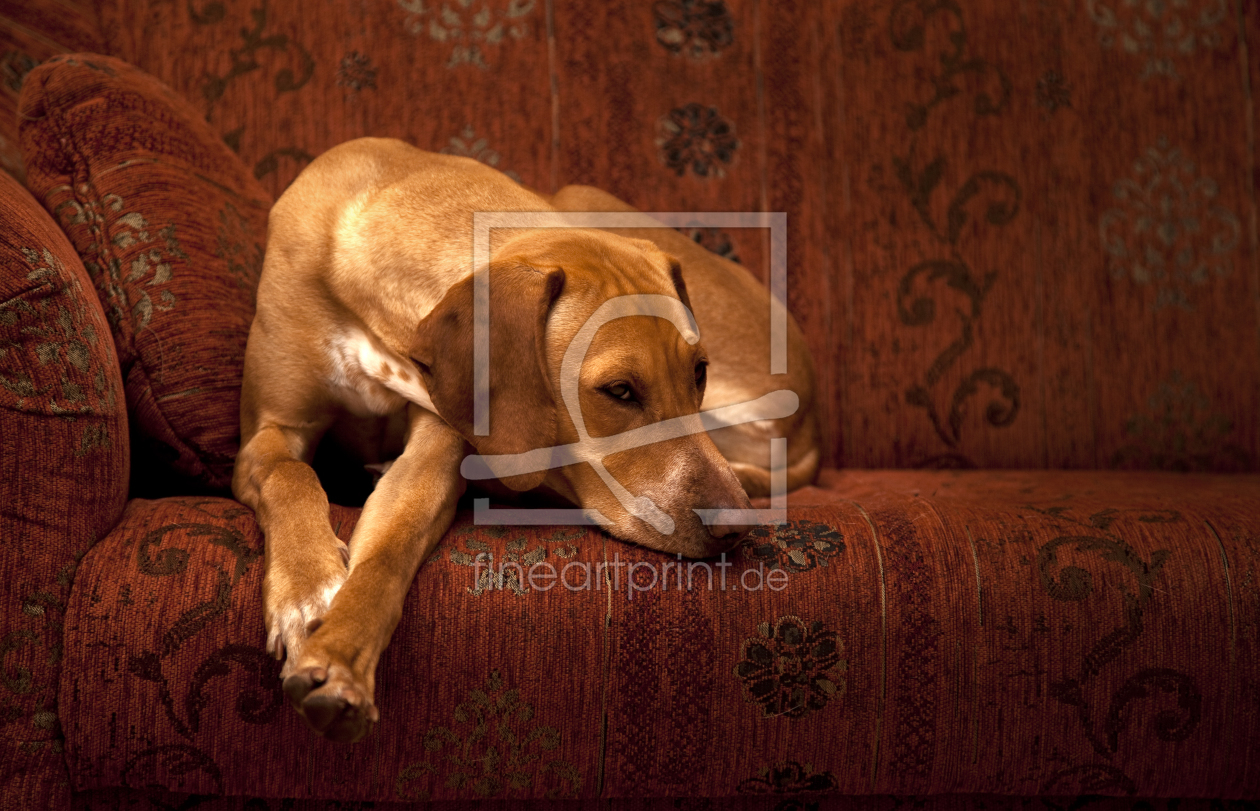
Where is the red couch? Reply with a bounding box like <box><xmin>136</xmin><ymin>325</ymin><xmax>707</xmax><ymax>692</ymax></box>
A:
<box><xmin>1</xmin><ymin>1</ymin><xmax>1258</xmax><ymax>809</ymax></box>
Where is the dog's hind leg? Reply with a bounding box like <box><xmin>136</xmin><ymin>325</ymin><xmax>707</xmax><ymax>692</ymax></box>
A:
<box><xmin>727</xmin><ymin>447</ymin><xmax>821</xmax><ymax>499</ymax></box>
<box><xmin>704</xmin><ymin>409</ymin><xmax>821</xmax><ymax>499</ymax></box>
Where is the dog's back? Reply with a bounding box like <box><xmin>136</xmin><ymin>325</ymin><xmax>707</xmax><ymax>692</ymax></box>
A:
<box><xmin>261</xmin><ymin>138</ymin><xmax>550</xmax><ymax>357</ymax></box>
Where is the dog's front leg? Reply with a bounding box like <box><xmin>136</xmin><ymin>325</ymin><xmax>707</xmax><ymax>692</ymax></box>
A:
<box><xmin>280</xmin><ymin>405</ymin><xmax>466</xmax><ymax>743</ymax></box>
<box><xmin>233</xmin><ymin>418</ymin><xmax>348</xmax><ymax>677</ymax></box>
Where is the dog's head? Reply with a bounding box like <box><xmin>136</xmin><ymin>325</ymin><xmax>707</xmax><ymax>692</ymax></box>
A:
<box><xmin>409</xmin><ymin>228</ymin><xmax>751</xmax><ymax>558</ymax></box>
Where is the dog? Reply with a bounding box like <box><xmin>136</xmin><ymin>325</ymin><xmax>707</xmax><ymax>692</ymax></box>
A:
<box><xmin>232</xmin><ymin>137</ymin><xmax>820</xmax><ymax>743</ymax></box>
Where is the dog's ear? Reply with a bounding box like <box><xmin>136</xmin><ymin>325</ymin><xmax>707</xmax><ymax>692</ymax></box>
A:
<box><xmin>410</xmin><ymin>262</ymin><xmax>566</xmax><ymax>491</ymax></box>
<box><xmin>667</xmin><ymin>255</ymin><xmax>694</xmax><ymax>314</ymax></box>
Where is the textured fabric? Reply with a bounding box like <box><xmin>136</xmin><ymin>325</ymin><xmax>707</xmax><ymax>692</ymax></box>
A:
<box><xmin>0</xmin><ymin>169</ymin><xmax>128</xmax><ymax>810</ymax></box>
<box><xmin>18</xmin><ymin>53</ymin><xmax>272</xmax><ymax>492</ymax></box>
<box><xmin>59</xmin><ymin>473</ymin><xmax>1260</xmax><ymax>802</ymax></box>
<box><xmin>12</xmin><ymin>2</ymin><xmax>1260</xmax><ymax>807</ymax></box>
<box><xmin>66</xmin><ymin>790</ymin><xmax>1260</xmax><ymax>811</ymax></box>
<box><xmin>61</xmin><ymin>498</ymin><xmax>601</xmax><ymax>802</ymax></box>
<box><xmin>90</xmin><ymin>0</ymin><xmax>1260</xmax><ymax>473</ymax></box>
<box><xmin>0</xmin><ymin>0</ymin><xmax>104</xmax><ymax>180</ymax></box>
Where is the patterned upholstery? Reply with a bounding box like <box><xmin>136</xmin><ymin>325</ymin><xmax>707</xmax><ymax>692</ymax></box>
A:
<box><xmin>56</xmin><ymin>473</ymin><xmax>1260</xmax><ymax>802</ymax></box>
<box><xmin>19</xmin><ymin>54</ymin><xmax>272</xmax><ymax>493</ymax></box>
<box><xmin>80</xmin><ymin>0</ymin><xmax>1260</xmax><ymax>473</ymax></box>
<box><xmin>0</xmin><ymin>0</ymin><xmax>104</xmax><ymax>180</ymax></box>
<box><xmin>0</xmin><ymin>169</ymin><xmax>129</xmax><ymax>809</ymax></box>
<box><xmin>1</xmin><ymin>0</ymin><xmax>1259</xmax><ymax>809</ymax></box>
<box><xmin>61</xmin><ymin>793</ymin><xmax>1260</xmax><ymax>811</ymax></box>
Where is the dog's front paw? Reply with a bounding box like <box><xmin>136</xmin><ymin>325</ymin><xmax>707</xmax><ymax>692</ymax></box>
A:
<box><xmin>282</xmin><ymin>656</ymin><xmax>379</xmax><ymax>743</ymax></box>
<box><xmin>263</xmin><ymin>540</ymin><xmax>350</xmax><ymax>678</ymax></box>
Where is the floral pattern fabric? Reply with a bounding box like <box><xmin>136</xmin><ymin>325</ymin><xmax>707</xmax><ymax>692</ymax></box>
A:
<box><xmin>48</xmin><ymin>473</ymin><xmax>1260</xmax><ymax>802</ymax></box>
<box><xmin>18</xmin><ymin>55</ymin><xmax>273</xmax><ymax>492</ymax></box>
<box><xmin>0</xmin><ymin>170</ymin><xmax>129</xmax><ymax>811</ymax></box>
<box><xmin>2</xmin><ymin>0</ymin><xmax>1260</xmax><ymax>807</ymax></box>
<box><xmin>53</xmin><ymin>0</ymin><xmax>1255</xmax><ymax>474</ymax></box>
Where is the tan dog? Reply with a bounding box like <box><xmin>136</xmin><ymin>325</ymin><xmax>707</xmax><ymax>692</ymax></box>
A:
<box><xmin>232</xmin><ymin>138</ymin><xmax>819</xmax><ymax>743</ymax></box>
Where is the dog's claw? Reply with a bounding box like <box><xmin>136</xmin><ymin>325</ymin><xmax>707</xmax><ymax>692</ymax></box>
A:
<box><xmin>266</xmin><ymin>629</ymin><xmax>284</xmax><ymax>661</ymax></box>
<box><xmin>265</xmin><ymin>565</ymin><xmax>347</xmax><ymax>677</ymax></box>
<box><xmin>283</xmin><ymin>664</ymin><xmax>376</xmax><ymax>744</ymax></box>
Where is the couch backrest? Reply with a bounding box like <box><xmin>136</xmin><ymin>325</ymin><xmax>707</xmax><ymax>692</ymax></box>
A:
<box><xmin>7</xmin><ymin>0</ymin><xmax>1257</xmax><ymax>473</ymax></box>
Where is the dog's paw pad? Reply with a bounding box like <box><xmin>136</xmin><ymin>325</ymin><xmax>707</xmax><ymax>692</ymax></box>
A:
<box><xmin>282</xmin><ymin>667</ymin><xmax>327</xmax><ymax>703</ymax></box>
<box><xmin>283</xmin><ymin>666</ymin><xmax>376</xmax><ymax>744</ymax></box>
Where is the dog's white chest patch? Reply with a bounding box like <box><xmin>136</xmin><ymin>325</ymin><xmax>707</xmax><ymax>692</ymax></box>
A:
<box><xmin>326</xmin><ymin>327</ymin><xmax>436</xmax><ymax>417</ymax></box>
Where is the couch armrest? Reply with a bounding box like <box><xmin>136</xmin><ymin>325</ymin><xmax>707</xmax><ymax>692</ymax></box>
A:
<box><xmin>0</xmin><ymin>170</ymin><xmax>128</xmax><ymax>809</ymax></box>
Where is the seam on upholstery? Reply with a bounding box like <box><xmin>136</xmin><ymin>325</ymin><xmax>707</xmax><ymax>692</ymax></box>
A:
<box><xmin>596</xmin><ymin>531</ymin><xmax>612</xmax><ymax>797</ymax></box>
<box><xmin>963</xmin><ymin>525</ymin><xmax>983</xmax><ymax>766</ymax></box>
<box><xmin>0</xmin><ymin>281</ymin><xmax>55</xmax><ymax>309</ymax></box>
<box><xmin>913</xmin><ymin>493</ymin><xmax>970</xmax><ymax>784</ymax></box>
<box><xmin>849</xmin><ymin>499</ymin><xmax>886</xmax><ymax>791</ymax></box>
<box><xmin>964</xmin><ymin>525</ymin><xmax>983</xmax><ymax>629</ymax></box>
<box><xmin>45</xmin><ymin>82</ymin><xmax>134</xmax><ymax>363</ymax></box>
<box><xmin>1206</xmin><ymin>517</ymin><xmax>1238</xmax><ymax>788</ymax></box>
<box><xmin>125</xmin><ymin>359</ymin><xmax>210</xmax><ymax>483</ymax></box>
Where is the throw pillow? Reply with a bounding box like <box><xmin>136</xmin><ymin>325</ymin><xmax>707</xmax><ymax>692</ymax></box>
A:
<box><xmin>19</xmin><ymin>53</ymin><xmax>272</xmax><ymax>492</ymax></box>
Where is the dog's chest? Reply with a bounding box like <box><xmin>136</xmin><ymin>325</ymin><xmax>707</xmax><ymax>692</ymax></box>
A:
<box><xmin>324</xmin><ymin>327</ymin><xmax>436</xmax><ymax>418</ymax></box>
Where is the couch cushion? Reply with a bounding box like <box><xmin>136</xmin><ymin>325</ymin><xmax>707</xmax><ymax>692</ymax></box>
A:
<box><xmin>18</xmin><ymin>53</ymin><xmax>271</xmax><ymax>492</ymax></box>
<box><xmin>59</xmin><ymin>473</ymin><xmax>1260</xmax><ymax>801</ymax></box>
<box><xmin>0</xmin><ymin>168</ymin><xmax>128</xmax><ymax>809</ymax></box>
<box><xmin>61</xmin><ymin>497</ymin><xmax>605</xmax><ymax>801</ymax></box>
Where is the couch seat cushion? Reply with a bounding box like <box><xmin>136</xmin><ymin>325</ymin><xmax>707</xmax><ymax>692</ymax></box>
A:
<box><xmin>60</xmin><ymin>472</ymin><xmax>1260</xmax><ymax>801</ymax></box>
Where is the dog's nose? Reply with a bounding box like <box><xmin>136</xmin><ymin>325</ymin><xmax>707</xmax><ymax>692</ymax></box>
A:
<box><xmin>707</xmin><ymin>520</ymin><xmax>751</xmax><ymax>547</ymax></box>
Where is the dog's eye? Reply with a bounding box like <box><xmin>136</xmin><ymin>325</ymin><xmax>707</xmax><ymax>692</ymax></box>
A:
<box><xmin>606</xmin><ymin>383</ymin><xmax>635</xmax><ymax>402</ymax></box>
<box><xmin>695</xmin><ymin>361</ymin><xmax>708</xmax><ymax>387</ymax></box>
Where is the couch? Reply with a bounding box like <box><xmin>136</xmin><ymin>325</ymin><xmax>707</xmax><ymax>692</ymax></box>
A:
<box><xmin>1</xmin><ymin>0</ymin><xmax>1258</xmax><ymax>809</ymax></box>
